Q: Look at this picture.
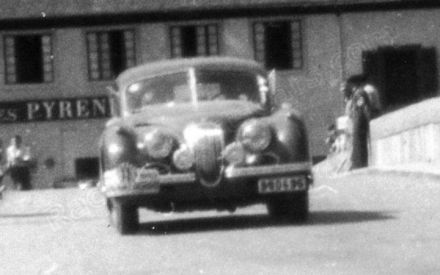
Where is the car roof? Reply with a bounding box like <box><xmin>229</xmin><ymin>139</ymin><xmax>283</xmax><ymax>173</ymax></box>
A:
<box><xmin>116</xmin><ymin>57</ymin><xmax>267</xmax><ymax>88</ymax></box>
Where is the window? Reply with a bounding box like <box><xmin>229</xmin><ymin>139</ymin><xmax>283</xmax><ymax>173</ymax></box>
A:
<box><xmin>86</xmin><ymin>30</ymin><xmax>136</xmax><ymax>81</ymax></box>
<box><xmin>4</xmin><ymin>34</ymin><xmax>53</xmax><ymax>84</ymax></box>
<box><xmin>253</xmin><ymin>20</ymin><xmax>303</xmax><ymax>70</ymax></box>
<box><xmin>170</xmin><ymin>24</ymin><xmax>219</xmax><ymax>58</ymax></box>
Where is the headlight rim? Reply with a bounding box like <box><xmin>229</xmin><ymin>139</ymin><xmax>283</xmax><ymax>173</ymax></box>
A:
<box><xmin>172</xmin><ymin>144</ymin><xmax>194</xmax><ymax>171</ymax></box>
<box><xmin>138</xmin><ymin>128</ymin><xmax>175</xmax><ymax>159</ymax></box>
<box><xmin>237</xmin><ymin>119</ymin><xmax>272</xmax><ymax>153</ymax></box>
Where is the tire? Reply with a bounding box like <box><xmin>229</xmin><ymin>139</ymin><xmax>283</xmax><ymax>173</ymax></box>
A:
<box><xmin>109</xmin><ymin>200</ymin><xmax>139</xmax><ymax>235</ymax></box>
<box><xmin>267</xmin><ymin>191</ymin><xmax>309</xmax><ymax>222</ymax></box>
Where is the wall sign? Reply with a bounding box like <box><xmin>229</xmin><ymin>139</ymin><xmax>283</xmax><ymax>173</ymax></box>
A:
<box><xmin>0</xmin><ymin>96</ymin><xmax>110</xmax><ymax>123</ymax></box>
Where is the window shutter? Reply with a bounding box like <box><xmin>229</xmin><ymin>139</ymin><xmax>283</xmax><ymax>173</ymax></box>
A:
<box><xmin>291</xmin><ymin>21</ymin><xmax>302</xmax><ymax>69</ymax></box>
<box><xmin>87</xmin><ymin>33</ymin><xmax>100</xmax><ymax>80</ymax></box>
<box><xmin>170</xmin><ymin>27</ymin><xmax>182</xmax><ymax>58</ymax></box>
<box><xmin>124</xmin><ymin>30</ymin><xmax>136</xmax><ymax>68</ymax></box>
<box><xmin>99</xmin><ymin>33</ymin><xmax>111</xmax><ymax>80</ymax></box>
<box><xmin>196</xmin><ymin>26</ymin><xmax>207</xmax><ymax>56</ymax></box>
<box><xmin>253</xmin><ymin>22</ymin><xmax>265</xmax><ymax>65</ymax></box>
<box><xmin>208</xmin><ymin>25</ymin><xmax>218</xmax><ymax>55</ymax></box>
<box><xmin>41</xmin><ymin>35</ymin><xmax>53</xmax><ymax>82</ymax></box>
<box><xmin>4</xmin><ymin>36</ymin><xmax>17</xmax><ymax>83</ymax></box>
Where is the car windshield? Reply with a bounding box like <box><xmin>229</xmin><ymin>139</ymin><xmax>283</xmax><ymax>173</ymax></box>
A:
<box><xmin>125</xmin><ymin>69</ymin><xmax>265</xmax><ymax>112</ymax></box>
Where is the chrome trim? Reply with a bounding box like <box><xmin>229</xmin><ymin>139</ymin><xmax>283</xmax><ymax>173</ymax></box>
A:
<box><xmin>102</xmin><ymin>172</ymin><xmax>196</xmax><ymax>197</ymax></box>
<box><xmin>158</xmin><ymin>173</ymin><xmax>196</xmax><ymax>185</ymax></box>
<box><xmin>225</xmin><ymin>162</ymin><xmax>312</xmax><ymax>178</ymax></box>
<box><xmin>105</xmin><ymin>189</ymin><xmax>158</xmax><ymax>197</ymax></box>
<box><xmin>186</xmin><ymin>123</ymin><xmax>225</xmax><ymax>187</ymax></box>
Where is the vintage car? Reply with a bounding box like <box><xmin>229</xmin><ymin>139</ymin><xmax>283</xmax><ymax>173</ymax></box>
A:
<box><xmin>99</xmin><ymin>57</ymin><xmax>313</xmax><ymax>234</ymax></box>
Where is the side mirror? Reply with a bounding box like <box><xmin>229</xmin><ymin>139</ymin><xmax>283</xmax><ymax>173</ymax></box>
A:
<box><xmin>106</xmin><ymin>86</ymin><xmax>121</xmax><ymax>117</ymax></box>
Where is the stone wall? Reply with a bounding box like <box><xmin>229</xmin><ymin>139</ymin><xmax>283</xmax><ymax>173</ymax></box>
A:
<box><xmin>370</xmin><ymin>97</ymin><xmax>440</xmax><ymax>166</ymax></box>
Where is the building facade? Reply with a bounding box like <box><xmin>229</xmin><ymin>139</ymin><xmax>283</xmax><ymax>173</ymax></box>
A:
<box><xmin>0</xmin><ymin>0</ymin><xmax>439</xmax><ymax>188</ymax></box>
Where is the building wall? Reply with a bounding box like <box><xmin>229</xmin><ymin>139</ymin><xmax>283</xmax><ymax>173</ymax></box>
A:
<box><xmin>341</xmin><ymin>9</ymin><xmax>440</xmax><ymax>77</ymax></box>
<box><xmin>1</xmin><ymin>8</ymin><xmax>440</xmax><ymax>187</ymax></box>
<box><xmin>0</xmin><ymin>28</ymin><xmax>110</xmax><ymax>188</ymax></box>
<box><xmin>139</xmin><ymin>23</ymin><xmax>169</xmax><ymax>62</ymax></box>
<box><xmin>0</xmin><ymin>120</ymin><xmax>105</xmax><ymax>189</ymax></box>
<box><xmin>273</xmin><ymin>14</ymin><xmax>343</xmax><ymax>157</ymax></box>
<box><xmin>222</xmin><ymin>19</ymin><xmax>254</xmax><ymax>60</ymax></box>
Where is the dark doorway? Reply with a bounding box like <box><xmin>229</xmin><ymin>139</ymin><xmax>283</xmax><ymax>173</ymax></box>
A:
<box><xmin>363</xmin><ymin>45</ymin><xmax>438</xmax><ymax>112</ymax></box>
<box><xmin>75</xmin><ymin>157</ymin><xmax>100</xmax><ymax>180</ymax></box>
<box><xmin>384</xmin><ymin>48</ymin><xmax>418</xmax><ymax>108</ymax></box>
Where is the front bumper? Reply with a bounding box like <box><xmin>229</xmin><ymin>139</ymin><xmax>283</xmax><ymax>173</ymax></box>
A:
<box><xmin>101</xmin><ymin>161</ymin><xmax>312</xmax><ymax>197</ymax></box>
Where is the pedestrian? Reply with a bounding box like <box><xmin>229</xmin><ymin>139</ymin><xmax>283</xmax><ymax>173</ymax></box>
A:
<box><xmin>350</xmin><ymin>84</ymin><xmax>371</xmax><ymax>169</ymax></box>
<box><xmin>343</xmin><ymin>75</ymin><xmax>380</xmax><ymax>169</ymax></box>
<box><xmin>6</xmin><ymin>135</ymin><xmax>32</xmax><ymax>190</ymax></box>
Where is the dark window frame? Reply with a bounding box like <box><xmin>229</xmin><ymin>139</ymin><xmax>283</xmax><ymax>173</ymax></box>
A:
<box><xmin>3</xmin><ymin>33</ymin><xmax>54</xmax><ymax>85</ymax></box>
<box><xmin>253</xmin><ymin>19</ymin><xmax>303</xmax><ymax>70</ymax></box>
<box><xmin>169</xmin><ymin>24</ymin><xmax>220</xmax><ymax>58</ymax></box>
<box><xmin>86</xmin><ymin>29</ymin><xmax>136</xmax><ymax>81</ymax></box>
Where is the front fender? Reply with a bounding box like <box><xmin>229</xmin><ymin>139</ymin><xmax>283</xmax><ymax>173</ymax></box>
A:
<box><xmin>100</xmin><ymin>124</ymin><xmax>138</xmax><ymax>170</ymax></box>
<box><xmin>266</xmin><ymin>105</ymin><xmax>310</xmax><ymax>163</ymax></box>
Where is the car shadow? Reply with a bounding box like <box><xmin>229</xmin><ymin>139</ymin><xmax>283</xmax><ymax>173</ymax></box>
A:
<box><xmin>136</xmin><ymin>210</ymin><xmax>396</xmax><ymax>236</ymax></box>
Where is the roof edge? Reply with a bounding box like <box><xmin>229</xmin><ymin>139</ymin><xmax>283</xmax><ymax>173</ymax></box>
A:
<box><xmin>1</xmin><ymin>1</ymin><xmax>440</xmax><ymax>30</ymax></box>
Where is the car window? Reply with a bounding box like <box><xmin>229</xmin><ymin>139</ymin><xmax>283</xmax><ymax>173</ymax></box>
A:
<box><xmin>125</xmin><ymin>69</ymin><xmax>262</xmax><ymax>112</ymax></box>
<box><xmin>196</xmin><ymin>70</ymin><xmax>260</xmax><ymax>102</ymax></box>
<box><xmin>126</xmin><ymin>72</ymin><xmax>188</xmax><ymax>111</ymax></box>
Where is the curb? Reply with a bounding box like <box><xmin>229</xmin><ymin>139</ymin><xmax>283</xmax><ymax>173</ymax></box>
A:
<box><xmin>368</xmin><ymin>166</ymin><xmax>440</xmax><ymax>179</ymax></box>
<box><xmin>317</xmin><ymin>166</ymin><xmax>440</xmax><ymax>180</ymax></box>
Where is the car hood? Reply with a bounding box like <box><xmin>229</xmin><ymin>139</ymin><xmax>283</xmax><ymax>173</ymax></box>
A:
<box><xmin>127</xmin><ymin>101</ymin><xmax>266</xmax><ymax>139</ymax></box>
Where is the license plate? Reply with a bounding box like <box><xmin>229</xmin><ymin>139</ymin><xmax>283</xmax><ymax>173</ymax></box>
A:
<box><xmin>133</xmin><ymin>168</ymin><xmax>160</xmax><ymax>192</ymax></box>
<box><xmin>258</xmin><ymin>176</ymin><xmax>307</xmax><ymax>194</ymax></box>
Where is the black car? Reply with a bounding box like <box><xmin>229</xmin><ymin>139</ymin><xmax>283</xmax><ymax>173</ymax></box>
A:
<box><xmin>99</xmin><ymin>57</ymin><xmax>313</xmax><ymax>234</ymax></box>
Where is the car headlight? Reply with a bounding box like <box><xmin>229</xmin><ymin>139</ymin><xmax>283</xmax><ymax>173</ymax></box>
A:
<box><xmin>222</xmin><ymin>142</ymin><xmax>246</xmax><ymax>165</ymax></box>
<box><xmin>138</xmin><ymin>128</ymin><xmax>174</xmax><ymax>159</ymax></box>
<box><xmin>173</xmin><ymin>145</ymin><xmax>194</xmax><ymax>171</ymax></box>
<box><xmin>238</xmin><ymin>119</ymin><xmax>271</xmax><ymax>152</ymax></box>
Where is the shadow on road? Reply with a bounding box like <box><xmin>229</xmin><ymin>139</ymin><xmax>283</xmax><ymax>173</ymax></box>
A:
<box><xmin>0</xmin><ymin>212</ymin><xmax>55</xmax><ymax>218</ymax></box>
<box><xmin>137</xmin><ymin>210</ymin><xmax>395</xmax><ymax>236</ymax></box>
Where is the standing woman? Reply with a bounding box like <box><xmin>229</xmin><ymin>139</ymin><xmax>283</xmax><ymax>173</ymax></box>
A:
<box><xmin>341</xmin><ymin>74</ymin><xmax>374</xmax><ymax>170</ymax></box>
<box><xmin>350</xmin><ymin>84</ymin><xmax>372</xmax><ymax>169</ymax></box>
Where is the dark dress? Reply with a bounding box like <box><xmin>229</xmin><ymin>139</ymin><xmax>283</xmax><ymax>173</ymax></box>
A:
<box><xmin>350</xmin><ymin>89</ymin><xmax>372</xmax><ymax>169</ymax></box>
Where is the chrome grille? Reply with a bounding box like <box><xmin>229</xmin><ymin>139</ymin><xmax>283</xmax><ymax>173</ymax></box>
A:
<box><xmin>185</xmin><ymin>123</ymin><xmax>224</xmax><ymax>187</ymax></box>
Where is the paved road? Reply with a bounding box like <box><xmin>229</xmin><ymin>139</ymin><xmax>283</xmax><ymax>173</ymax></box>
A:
<box><xmin>1</xmin><ymin>171</ymin><xmax>440</xmax><ymax>275</ymax></box>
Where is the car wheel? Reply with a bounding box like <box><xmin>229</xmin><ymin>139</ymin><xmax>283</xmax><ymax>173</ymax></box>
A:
<box><xmin>109</xmin><ymin>200</ymin><xmax>139</xmax><ymax>235</ymax></box>
<box><xmin>267</xmin><ymin>191</ymin><xmax>309</xmax><ymax>222</ymax></box>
